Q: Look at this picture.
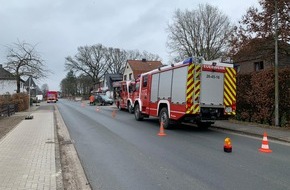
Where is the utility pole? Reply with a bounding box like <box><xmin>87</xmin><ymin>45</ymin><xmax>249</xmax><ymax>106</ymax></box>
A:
<box><xmin>274</xmin><ymin>0</ymin><xmax>279</xmax><ymax>126</ymax></box>
<box><xmin>28</xmin><ymin>76</ymin><xmax>31</xmax><ymax>112</ymax></box>
<box><xmin>25</xmin><ymin>76</ymin><xmax>34</xmax><ymax>120</ymax></box>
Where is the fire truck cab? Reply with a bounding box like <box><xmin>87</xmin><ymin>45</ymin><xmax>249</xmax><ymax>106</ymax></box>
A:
<box><xmin>113</xmin><ymin>80</ymin><xmax>137</xmax><ymax>113</ymax></box>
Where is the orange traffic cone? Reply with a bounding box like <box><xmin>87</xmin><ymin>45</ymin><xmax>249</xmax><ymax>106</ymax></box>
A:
<box><xmin>158</xmin><ymin>122</ymin><xmax>166</xmax><ymax>136</ymax></box>
<box><xmin>259</xmin><ymin>132</ymin><xmax>272</xmax><ymax>153</ymax></box>
<box><xmin>112</xmin><ymin>110</ymin><xmax>116</xmax><ymax>118</ymax></box>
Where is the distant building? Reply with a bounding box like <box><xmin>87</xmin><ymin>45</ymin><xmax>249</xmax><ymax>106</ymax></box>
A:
<box><xmin>123</xmin><ymin>59</ymin><xmax>163</xmax><ymax>81</ymax></box>
<box><xmin>102</xmin><ymin>74</ymin><xmax>123</xmax><ymax>91</ymax></box>
<box><xmin>0</xmin><ymin>64</ymin><xmax>25</xmax><ymax>95</ymax></box>
<box><xmin>100</xmin><ymin>74</ymin><xmax>123</xmax><ymax>98</ymax></box>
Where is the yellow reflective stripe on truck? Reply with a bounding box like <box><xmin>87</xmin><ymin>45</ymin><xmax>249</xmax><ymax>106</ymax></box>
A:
<box><xmin>224</xmin><ymin>67</ymin><xmax>236</xmax><ymax>115</ymax></box>
<box><xmin>193</xmin><ymin>64</ymin><xmax>201</xmax><ymax>114</ymax></box>
<box><xmin>186</xmin><ymin>63</ymin><xmax>194</xmax><ymax>114</ymax></box>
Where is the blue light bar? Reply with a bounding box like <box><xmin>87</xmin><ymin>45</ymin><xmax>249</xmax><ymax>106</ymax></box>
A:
<box><xmin>183</xmin><ymin>57</ymin><xmax>192</xmax><ymax>64</ymax></box>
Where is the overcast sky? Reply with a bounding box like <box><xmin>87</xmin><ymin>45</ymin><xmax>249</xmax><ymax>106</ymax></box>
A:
<box><xmin>0</xmin><ymin>0</ymin><xmax>260</xmax><ymax>91</ymax></box>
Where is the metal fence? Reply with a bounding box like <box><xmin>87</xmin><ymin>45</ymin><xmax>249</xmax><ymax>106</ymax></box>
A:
<box><xmin>0</xmin><ymin>104</ymin><xmax>16</xmax><ymax>117</ymax></box>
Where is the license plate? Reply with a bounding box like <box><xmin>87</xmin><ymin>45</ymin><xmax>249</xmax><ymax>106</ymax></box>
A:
<box><xmin>225</xmin><ymin>107</ymin><xmax>232</xmax><ymax>113</ymax></box>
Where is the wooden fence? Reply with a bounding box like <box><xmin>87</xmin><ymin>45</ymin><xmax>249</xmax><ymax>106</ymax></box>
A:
<box><xmin>0</xmin><ymin>104</ymin><xmax>16</xmax><ymax>117</ymax></box>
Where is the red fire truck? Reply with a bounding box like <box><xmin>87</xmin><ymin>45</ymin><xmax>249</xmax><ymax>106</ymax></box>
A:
<box><xmin>46</xmin><ymin>91</ymin><xmax>58</xmax><ymax>103</ymax></box>
<box><xmin>133</xmin><ymin>57</ymin><xmax>236</xmax><ymax>129</ymax></box>
<box><xmin>113</xmin><ymin>80</ymin><xmax>138</xmax><ymax>113</ymax></box>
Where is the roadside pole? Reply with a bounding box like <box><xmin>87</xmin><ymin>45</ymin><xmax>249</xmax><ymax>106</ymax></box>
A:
<box><xmin>274</xmin><ymin>0</ymin><xmax>279</xmax><ymax>127</ymax></box>
<box><xmin>25</xmin><ymin>76</ymin><xmax>33</xmax><ymax>120</ymax></box>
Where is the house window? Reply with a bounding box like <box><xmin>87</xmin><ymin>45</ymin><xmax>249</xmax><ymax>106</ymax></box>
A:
<box><xmin>254</xmin><ymin>61</ymin><xmax>264</xmax><ymax>71</ymax></box>
<box><xmin>124</xmin><ymin>75</ymin><xmax>127</xmax><ymax>81</ymax></box>
<box><xmin>129</xmin><ymin>73</ymin><xmax>132</xmax><ymax>80</ymax></box>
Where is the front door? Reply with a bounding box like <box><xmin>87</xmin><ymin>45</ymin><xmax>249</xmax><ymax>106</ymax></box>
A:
<box><xmin>140</xmin><ymin>75</ymin><xmax>149</xmax><ymax>113</ymax></box>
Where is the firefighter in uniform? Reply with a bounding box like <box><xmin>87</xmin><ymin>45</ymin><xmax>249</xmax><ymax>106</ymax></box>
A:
<box><xmin>89</xmin><ymin>94</ymin><xmax>95</xmax><ymax>105</ymax></box>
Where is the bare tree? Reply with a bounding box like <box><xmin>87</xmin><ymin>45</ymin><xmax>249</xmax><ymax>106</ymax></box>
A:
<box><xmin>126</xmin><ymin>49</ymin><xmax>161</xmax><ymax>61</ymax></box>
<box><xmin>41</xmin><ymin>83</ymin><xmax>49</xmax><ymax>96</ymax></box>
<box><xmin>140</xmin><ymin>50</ymin><xmax>161</xmax><ymax>61</ymax></box>
<box><xmin>105</xmin><ymin>48</ymin><xmax>161</xmax><ymax>74</ymax></box>
<box><xmin>4</xmin><ymin>40</ymin><xmax>50</xmax><ymax>93</ymax></box>
<box><xmin>105</xmin><ymin>48</ymin><xmax>128</xmax><ymax>74</ymax></box>
<box><xmin>41</xmin><ymin>83</ymin><xmax>49</xmax><ymax>90</ymax></box>
<box><xmin>65</xmin><ymin>44</ymin><xmax>162</xmax><ymax>87</ymax></box>
<box><xmin>229</xmin><ymin>0</ymin><xmax>290</xmax><ymax>57</ymax></box>
<box><xmin>60</xmin><ymin>71</ymin><xmax>77</xmax><ymax>97</ymax></box>
<box><xmin>65</xmin><ymin>44</ymin><xmax>107</xmax><ymax>85</ymax></box>
<box><xmin>77</xmin><ymin>74</ymin><xmax>92</xmax><ymax>96</ymax></box>
<box><xmin>64</xmin><ymin>43</ymin><xmax>162</xmax><ymax>96</ymax></box>
<box><xmin>167</xmin><ymin>4</ymin><xmax>233</xmax><ymax>61</ymax></box>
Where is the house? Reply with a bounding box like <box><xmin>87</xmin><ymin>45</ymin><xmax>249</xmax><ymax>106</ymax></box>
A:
<box><xmin>123</xmin><ymin>59</ymin><xmax>163</xmax><ymax>81</ymax></box>
<box><xmin>23</xmin><ymin>76</ymin><xmax>39</xmax><ymax>98</ymax></box>
<box><xmin>0</xmin><ymin>64</ymin><xmax>26</xmax><ymax>95</ymax></box>
<box><xmin>233</xmin><ymin>38</ymin><xmax>290</xmax><ymax>74</ymax></box>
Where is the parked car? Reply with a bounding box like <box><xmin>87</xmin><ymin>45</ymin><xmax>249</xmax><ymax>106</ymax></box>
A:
<box><xmin>94</xmin><ymin>94</ymin><xmax>114</xmax><ymax>105</ymax></box>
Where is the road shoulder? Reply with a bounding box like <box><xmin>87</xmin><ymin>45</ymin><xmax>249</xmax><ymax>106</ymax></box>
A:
<box><xmin>54</xmin><ymin>105</ymin><xmax>92</xmax><ymax>190</ymax></box>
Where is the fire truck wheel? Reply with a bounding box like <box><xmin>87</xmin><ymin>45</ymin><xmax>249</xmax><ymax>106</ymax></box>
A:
<box><xmin>128</xmin><ymin>103</ymin><xmax>134</xmax><ymax>114</ymax></box>
<box><xmin>134</xmin><ymin>104</ymin><xmax>143</xmax><ymax>121</ymax></box>
<box><xmin>159</xmin><ymin>107</ymin><xmax>171</xmax><ymax>129</ymax></box>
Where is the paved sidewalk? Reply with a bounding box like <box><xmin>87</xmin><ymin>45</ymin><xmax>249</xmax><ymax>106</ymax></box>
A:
<box><xmin>0</xmin><ymin>108</ymin><xmax>59</xmax><ymax>190</ymax></box>
<box><xmin>213</xmin><ymin>120</ymin><xmax>290</xmax><ymax>143</ymax></box>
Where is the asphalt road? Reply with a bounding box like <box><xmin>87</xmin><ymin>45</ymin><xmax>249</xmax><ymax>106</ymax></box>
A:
<box><xmin>57</xmin><ymin>99</ymin><xmax>290</xmax><ymax>190</ymax></box>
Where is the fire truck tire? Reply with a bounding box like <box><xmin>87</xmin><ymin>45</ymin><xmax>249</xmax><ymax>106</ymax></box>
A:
<box><xmin>128</xmin><ymin>103</ymin><xmax>134</xmax><ymax>114</ymax></box>
<box><xmin>159</xmin><ymin>107</ymin><xmax>171</xmax><ymax>129</ymax></box>
<box><xmin>134</xmin><ymin>104</ymin><xmax>143</xmax><ymax>121</ymax></box>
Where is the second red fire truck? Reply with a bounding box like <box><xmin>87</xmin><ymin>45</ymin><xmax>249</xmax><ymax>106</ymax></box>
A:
<box><xmin>113</xmin><ymin>80</ymin><xmax>138</xmax><ymax>113</ymax></box>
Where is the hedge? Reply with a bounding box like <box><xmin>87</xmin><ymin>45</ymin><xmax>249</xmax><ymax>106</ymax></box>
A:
<box><xmin>0</xmin><ymin>93</ymin><xmax>29</xmax><ymax>112</ymax></box>
<box><xmin>236</xmin><ymin>68</ymin><xmax>290</xmax><ymax>127</ymax></box>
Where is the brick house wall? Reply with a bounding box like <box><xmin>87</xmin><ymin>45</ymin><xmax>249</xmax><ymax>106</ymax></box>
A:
<box><xmin>233</xmin><ymin>38</ymin><xmax>290</xmax><ymax>74</ymax></box>
<box><xmin>235</xmin><ymin>55</ymin><xmax>289</xmax><ymax>74</ymax></box>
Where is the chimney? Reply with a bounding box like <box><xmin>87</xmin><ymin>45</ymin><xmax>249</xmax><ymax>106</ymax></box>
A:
<box><xmin>142</xmin><ymin>58</ymin><xmax>146</xmax><ymax>62</ymax></box>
